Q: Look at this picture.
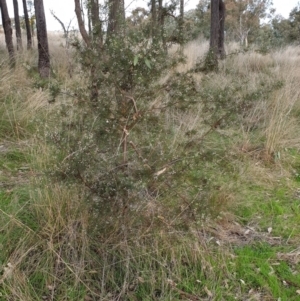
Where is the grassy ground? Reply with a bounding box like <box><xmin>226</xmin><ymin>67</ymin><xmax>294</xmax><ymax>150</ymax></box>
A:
<box><xmin>0</xmin><ymin>36</ymin><xmax>300</xmax><ymax>300</ymax></box>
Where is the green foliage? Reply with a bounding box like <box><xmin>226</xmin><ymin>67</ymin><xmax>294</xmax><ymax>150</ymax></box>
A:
<box><xmin>184</xmin><ymin>1</ymin><xmax>210</xmax><ymax>41</ymax></box>
<box><xmin>24</xmin><ymin>62</ymin><xmax>61</xmax><ymax>102</ymax></box>
<box><xmin>47</xmin><ymin>32</ymin><xmax>244</xmax><ymax>242</ymax></box>
<box><xmin>203</xmin><ymin>50</ymin><xmax>219</xmax><ymax>72</ymax></box>
<box><xmin>164</xmin><ymin>72</ymin><xmax>198</xmax><ymax>109</ymax></box>
<box><xmin>259</xmin><ymin>6</ymin><xmax>300</xmax><ymax>48</ymax></box>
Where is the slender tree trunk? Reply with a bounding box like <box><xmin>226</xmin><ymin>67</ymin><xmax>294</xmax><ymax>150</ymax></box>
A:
<box><xmin>208</xmin><ymin>0</ymin><xmax>219</xmax><ymax>69</ymax></box>
<box><xmin>158</xmin><ymin>0</ymin><xmax>166</xmax><ymax>49</ymax></box>
<box><xmin>0</xmin><ymin>0</ymin><xmax>15</xmax><ymax>62</ymax></box>
<box><xmin>120</xmin><ymin>0</ymin><xmax>125</xmax><ymax>35</ymax></box>
<box><xmin>218</xmin><ymin>0</ymin><xmax>225</xmax><ymax>59</ymax></box>
<box><xmin>88</xmin><ymin>4</ymin><xmax>92</xmax><ymax>37</ymax></box>
<box><xmin>34</xmin><ymin>0</ymin><xmax>50</xmax><ymax>78</ymax></box>
<box><xmin>13</xmin><ymin>0</ymin><xmax>23</xmax><ymax>50</ymax></box>
<box><xmin>179</xmin><ymin>0</ymin><xmax>184</xmax><ymax>45</ymax></box>
<box><xmin>22</xmin><ymin>0</ymin><xmax>32</xmax><ymax>49</ymax></box>
<box><xmin>74</xmin><ymin>0</ymin><xmax>91</xmax><ymax>47</ymax></box>
<box><xmin>74</xmin><ymin>0</ymin><xmax>99</xmax><ymax>100</ymax></box>
<box><xmin>107</xmin><ymin>0</ymin><xmax>125</xmax><ymax>39</ymax></box>
<box><xmin>151</xmin><ymin>0</ymin><xmax>157</xmax><ymax>41</ymax></box>
<box><xmin>239</xmin><ymin>15</ymin><xmax>243</xmax><ymax>45</ymax></box>
<box><xmin>90</xmin><ymin>0</ymin><xmax>103</xmax><ymax>47</ymax></box>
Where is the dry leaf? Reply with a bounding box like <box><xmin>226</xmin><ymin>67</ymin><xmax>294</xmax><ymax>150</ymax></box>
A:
<box><xmin>88</xmin><ymin>270</ymin><xmax>98</xmax><ymax>274</ymax></box>
<box><xmin>154</xmin><ymin>167</ymin><xmax>167</xmax><ymax>177</ymax></box>
<box><xmin>204</xmin><ymin>286</ymin><xmax>213</xmax><ymax>297</ymax></box>
<box><xmin>167</xmin><ymin>279</ymin><xmax>176</xmax><ymax>287</ymax></box>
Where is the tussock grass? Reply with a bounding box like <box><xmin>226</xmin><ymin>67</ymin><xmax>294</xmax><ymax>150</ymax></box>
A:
<box><xmin>0</xmin><ymin>184</ymin><xmax>90</xmax><ymax>300</ymax></box>
<box><xmin>233</xmin><ymin>51</ymin><xmax>274</xmax><ymax>74</ymax></box>
<box><xmin>265</xmin><ymin>84</ymin><xmax>300</xmax><ymax>156</ymax></box>
<box><xmin>0</xmin><ymin>88</ymin><xmax>49</xmax><ymax>139</ymax></box>
<box><xmin>0</xmin><ymin>51</ymin><xmax>50</xmax><ymax>140</ymax></box>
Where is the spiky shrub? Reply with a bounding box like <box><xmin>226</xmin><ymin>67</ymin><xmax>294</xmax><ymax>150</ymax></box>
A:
<box><xmin>46</xmin><ymin>26</ymin><xmax>240</xmax><ymax>241</ymax></box>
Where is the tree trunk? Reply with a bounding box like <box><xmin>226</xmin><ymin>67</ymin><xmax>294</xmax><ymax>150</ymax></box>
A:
<box><xmin>206</xmin><ymin>0</ymin><xmax>226</xmax><ymax>71</ymax></box>
<box><xmin>0</xmin><ymin>0</ymin><xmax>15</xmax><ymax>62</ymax></box>
<box><xmin>107</xmin><ymin>0</ymin><xmax>125</xmax><ymax>38</ymax></box>
<box><xmin>151</xmin><ymin>0</ymin><xmax>157</xmax><ymax>41</ymax></box>
<box><xmin>90</xmin><ymin>0</ymin><xmax>103</xmax><ymax>47</ymax></box>
<box><xmin>22</xmin><ymin>0</ymin><xmax>32</xmax><ymax>49</ymax></box>
<box><xmin>74</xmin><ymin>0</ymin><xmax>91</xmax><ymax>47</ymax></box>
<box><xmin>158</xmin><ymin>0</ymin><xmax>166</xmax><ymax>49</ymax></box>
<box><xmin>34</xmin><ymin>0</ymin><xmax>50</xmax><ymax>78</ymax></box>
<box><xmin>218</xmin><ymin>0</ymin><xmax>225</xmax><ymax>59</ymax></box>
<box><xmin>13</xmin><ymin>0</ymin><xmax>23</xmax><ymax>50</ymax></box>
<box><xmin>88</xmin><ymin>4</ymin><xmax>92</xmax><ymax>36</ymax></box>
<box><xmin>179</xmin><ymin>0</ymin><xmax>184</xmax><ymax>45</ymax></box>
<box><xmin>208</xmin><ymin>0</ymin><xmax>219</xmax><ymax>69</ymax></box>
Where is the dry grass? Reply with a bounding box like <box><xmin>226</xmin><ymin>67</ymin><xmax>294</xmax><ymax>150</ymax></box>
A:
<box><xmin>265</xmin><ymin>84</ymin><xmax>300</xmax><ymax>155</ymax></box>
<box><xmin>0</xmin><ymin>56</ymin><xmax>42</xmax><ymax>139</ymax></box>
<box><xmin>177</xmin><ymin>39</ymin><xmax>209</xmax><ymax>72</ymax></box>
<box><xmin>232</xmin><ymin>51</ymin><xmax>274</xmax><ymax>75</ymax></box>
<box><xmin>0</xmin><ymin>184</ymin><xmax>91</xmax><ymax>300</ymax></box>
<box><xmin>48</xmin><ymin>32</ymin><xmax>77</xmax><ymax>81</ymax></box>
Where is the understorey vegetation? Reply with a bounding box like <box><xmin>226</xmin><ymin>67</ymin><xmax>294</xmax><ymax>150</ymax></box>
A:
<box><xmin>1</xmin><ymin>1</ymin><xmax>300</xmax><ymax>299</ymax></box>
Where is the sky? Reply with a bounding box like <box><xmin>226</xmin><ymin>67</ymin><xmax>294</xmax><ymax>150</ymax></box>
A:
<box><xmin>3</xmin><ymin>0</ymin><xmax>300</xmax><ymax>31</ymax></box>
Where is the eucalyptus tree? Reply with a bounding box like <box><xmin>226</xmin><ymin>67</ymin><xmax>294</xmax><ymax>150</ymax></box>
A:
<box><xmin>22</xmin><ymin>0</ymin><xmax>32</xmax><ymax>49</ymax></box>
<box><xmin>107</xmin><ymin>0</ymin><xmax>125</xmax><ymax>39</ymax></box>
<box><xmin>34</xmin><ymin>0</ymin><xmax>50</xmax><ymax>77</ymax></box>
<box><xmin>13</xmin><ymin>0</ymin><xmax>23</xmax><ymax>50</ymax></box>
<box><xmin>226</xmin><ymin>0</ymin><xmax>274</xmax><ymax>45</ymax></box>
<box><xmin>179</xmin><ymin>0</ymin><xmax>184</xmax><ymax>45</ymax></box>
<box><xmin>0</xmin><ymin>0</ymin><xmax>14</xmax><ymax>62</ymax></box>
<box><xmin>89</xmin><ymin>0</ymin><xmax>102</xmax><ymax>46</ymax></box>
<box><xmin>74</xmin><ymin>0</ymin><xmax>91</xmax><ymax>46</ymax></box>
<box><xmin>218</xmin><ymin>0</ymin><xmax>225</xmax><ymax>58</ymax></box>
<box><xmin>207</xmin><ymin>0</ymin><xmax>225</xmax><ymax>71</ymax></box>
